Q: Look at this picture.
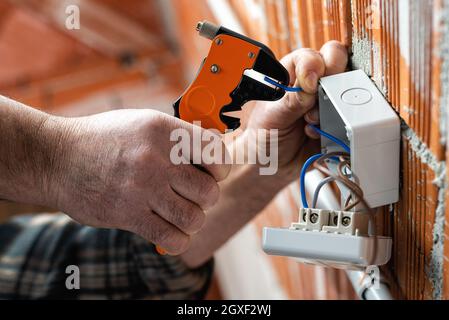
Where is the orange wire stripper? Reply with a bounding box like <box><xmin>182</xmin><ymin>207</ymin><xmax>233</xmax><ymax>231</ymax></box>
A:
<box><xmin>173</xmin><ymin>20</ymin><xmax>291</xmax><ymax>133</ymax></box>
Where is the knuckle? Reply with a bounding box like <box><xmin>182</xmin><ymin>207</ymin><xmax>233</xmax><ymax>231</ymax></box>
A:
<box><xmin>169</xmin><ymin>200</ymin><xmax>205</xmax><ymax>234</ymax></box>
<box><xmin>129</xmin><ymin>153</ymin><xmax>164</xmax><ymax>187</ymax></box>
<box><xmin>144</xmin><ymin>219</ymin><xmax>181</xmax><ymax>249</ymax></box>
<box><xmin>145</xmin><ymin>111</ymin><xmax>165</xmax><ymax>128</ymax></box>
<box><xmin>298</xmin><ymin>92</ymin><xmax>316</xmax><ymax>108</ymax></box>
<box><xmin>324</xmin><ymin>40</ymin><xmax>347</xmax><ymax>52</ymax></box>
<box><xmin>131</xmin><ymin>212</ymin><xmax>162</xmax><ymax>242</ymax></box>
<box><xmin>199</xmin><ymin>179</ymin><xmax>220</xmax><ymax>207</ymax></box>
<box><xmin>152</xmin><ymin>223</ymin><xmax>191</xmax><ymax>254</ymax></box>
<box><xmin>144</xmin><ymin>112</ymin><xmax>173</xmax><ymax>137</ymax></box>
<box><xmin>149</xmin><ymin>224</ymin><xmax>170</xmax><ymax>244</ymax></box>
<box><xmin>170</xmin><ymin>166</ymin><xmax>193</xmax><ymax>185</ymax></box>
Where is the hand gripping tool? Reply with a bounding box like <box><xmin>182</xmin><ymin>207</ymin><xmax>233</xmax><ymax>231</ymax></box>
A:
<box><xmin>158</xmin><ymin>21</ymin><xmax>296</xmax><ymax>256</ymax></box>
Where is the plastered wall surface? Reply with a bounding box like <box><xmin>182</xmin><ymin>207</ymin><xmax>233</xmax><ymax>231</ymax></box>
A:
<box><xmin>169</xmin><ymin>0</ymin><xmax>449</xmax><ymax>300</ymax></box>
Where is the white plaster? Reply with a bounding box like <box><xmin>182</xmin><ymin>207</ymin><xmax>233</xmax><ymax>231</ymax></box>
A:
<box><xmin>215</xmin><ymin>224</ymin><xmax>288</xmax><ymax>299</ymax></box>
<box><xmin>398</xmin><ymin>0</ymin><xmax>410</xmax><ymax>66</ymax></box>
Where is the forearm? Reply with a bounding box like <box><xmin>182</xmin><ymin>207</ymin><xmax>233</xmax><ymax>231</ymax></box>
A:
<box><xmin>0</xmin><ymin>96</ymin><xmax>69</xmax><ymax>207</ymax></box>
<box><xmin>181</xmin><ymin>134</ymin><xmax>292</xmax><ymax>268</ymax></box>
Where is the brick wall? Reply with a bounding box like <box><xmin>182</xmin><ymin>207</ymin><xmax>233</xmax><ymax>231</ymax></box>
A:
<box><xmin>169</xmin><ymin>0</ymin><xmax>449</xmax><ymax>300</ymax></box>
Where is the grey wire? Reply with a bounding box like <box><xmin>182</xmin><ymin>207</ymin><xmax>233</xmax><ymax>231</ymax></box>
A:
<box><xmin>312</xmin><ymin>176</ymin><xmax>336</xmax><ymax>208</ymax></box>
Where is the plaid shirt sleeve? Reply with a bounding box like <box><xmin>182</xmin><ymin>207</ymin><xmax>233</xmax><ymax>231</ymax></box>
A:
<box><xmin>0</xmin><ymin>213</ymin><xmax>213</xmax><ymax>300</ymax></box>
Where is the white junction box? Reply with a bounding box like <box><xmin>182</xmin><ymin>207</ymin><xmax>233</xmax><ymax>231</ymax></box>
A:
<box><xmin>318</xmin><ymin>70</ymin><xmax>400</xmax><ymax>208</ymax></box>
<box><xmin>262</xmin><ymin>70</ymin><xmax>399</xmax><ymax>268</ymax></box>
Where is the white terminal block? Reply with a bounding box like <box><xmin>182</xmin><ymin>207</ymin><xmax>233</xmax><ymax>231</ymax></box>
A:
<box><xmin>318</xmin><ymin>70</ymin><xmax>400</xmax><ymax>208</ymax></box>
<box><xmin>292</xmin><ymin>208</ymin><xmax>369</xmax><ymax>236</ymax></box>
<box><xmin>263</xmin><ymin>209</ymin><xmax>392</xmax><ymax>269</ymax></box>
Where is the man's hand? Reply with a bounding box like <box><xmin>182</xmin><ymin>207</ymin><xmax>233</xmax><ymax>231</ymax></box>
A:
<box><xmin>247</xmin><ymin>41</ymin><xmax>348</xmax><ymax>182</ymax></box>
<box><xmin>53</xmin><ymin>109</ymin><xmax>231</xmax><ymax>254</ymax></box>
<box><xmin>0</xmin><ymin>100</ymin><xmax>230</xmax><ymax>255</ymax></box>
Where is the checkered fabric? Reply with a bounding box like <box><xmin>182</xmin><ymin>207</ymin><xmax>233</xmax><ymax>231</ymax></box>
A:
<box><xmin>0</xmin><ymin>214</ymin><xmax>213</xmax><ymax>299</ymax></box>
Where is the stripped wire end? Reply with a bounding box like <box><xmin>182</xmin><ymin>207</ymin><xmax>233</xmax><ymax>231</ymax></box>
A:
<box><xmin>263</xmin><ymin>76</ymin><xmax>303</xmax><ymax>93</ymax></box>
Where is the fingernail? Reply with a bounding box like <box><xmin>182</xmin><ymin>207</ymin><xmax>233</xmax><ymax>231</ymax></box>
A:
<box><xmin>305</xmin><ymin>72</ymin><xmax>318</xmax><ymax>91</ymax></box>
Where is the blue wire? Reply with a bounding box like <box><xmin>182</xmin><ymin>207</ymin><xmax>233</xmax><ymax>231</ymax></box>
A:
<box><xmin>263</xmin><ymin>76</ymin><xmax>303</xmax><ymax>92</ymax></box>
<box><xmin>299</xmin><ymin>127</ymin><xmax>351</xmax><ymax>208</ymax></box>
<box><xmin>309</xmin><ymin>124</ymin><xmax>350</xmax><ymax>153</ymax></box>
<box><xmin>300</xmin><ymin>154</ymin><xmax>323</xmax><ymax>208</ymax></box>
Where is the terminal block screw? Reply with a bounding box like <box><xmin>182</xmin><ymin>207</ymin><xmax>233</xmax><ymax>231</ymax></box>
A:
<box><xmin>310</xmin><ymin>213</ymin><xmax>319</xmax><ymax>224</ymax></box>
<box><xmin>342</xmin><ymin>216</ymin><xmax>351</xmax><ymax>226</ymax></box>
<box><xmin>333</xmin><ymin>216</ymin><xmax>338</xmax><ymax>225</ymax></box>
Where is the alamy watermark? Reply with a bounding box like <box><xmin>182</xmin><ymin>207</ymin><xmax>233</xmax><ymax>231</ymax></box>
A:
<box><xmin>65</xmin><ymin>265</ymin><xmax>80</xmax><ymax>290</ymax></box>
<box><xmin>65</xmin><ymin>5</ymin><xmax>80</xmax><ymax>30</ymax></box>
<box><xmin>170</xmin><ymin>122</ymin><xmax>279</xmax><ymax>176</ymax></box>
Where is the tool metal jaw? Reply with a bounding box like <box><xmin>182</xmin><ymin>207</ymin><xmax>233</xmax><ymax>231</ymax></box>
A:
<box><xmin>173</xmin><ymin>21</ymin><xmax>290</xmax><ymax>133</ymax></box>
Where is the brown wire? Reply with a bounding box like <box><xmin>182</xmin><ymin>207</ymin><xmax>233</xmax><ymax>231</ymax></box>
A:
<box><xmin>312</xmin><ymin>153</ymin><xmax>372</xmax><ymax>215</ymax></box>
<box><xmin>337</xmin><ymin>160</ymin><xmax>362</xmax><ymax>210</ymax></box>
<box><xmin>310</xmin><ymin>152</ymin><xmax>378</xmax><ymax>266</ymax></box>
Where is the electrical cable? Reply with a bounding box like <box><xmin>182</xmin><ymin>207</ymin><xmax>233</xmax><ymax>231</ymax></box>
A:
<box><xmin>313</xmin><ymin>154</ymin><xmax>367</xmax><ymax>212</ymax></box>
<box><xmin>300</xmin><ymin>150</ymin><xmax>379</xmax><ymax>267</ymax></box>
<box><xmin>263</xmin><ymin>76</ymin><xmax>303</xmax><ymax>92</ymax></box>
<box><xmin>300</xmin><ymin>154</ymin><xmax>323</xmax><ymax>208</ymax></box>
<box><xmin>337</xmin><ymin>160</ymin><xmax>361</xmax><ymax>211</ymax></box>
<box><xmin>309</xmin><ymin>124</ymin><xmax>350</xmax><ymax>153</ymax></box>
<box><xmin>311</xmin><ymin>176</ymin><xmax>336</xmax><ymax>209</ymax></box>
<box><xmin>298</xmin><ymin>150</ymin><xmax>379</xmax><ymax>266</ymax></box>
<box><xmin>299</xmin><ymin>126</ymin><xmax>350</xmax><ymax>208</ymax></box>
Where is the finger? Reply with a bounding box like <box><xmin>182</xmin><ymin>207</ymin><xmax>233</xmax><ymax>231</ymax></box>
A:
<box><xmin>305</xmin><ymin>124</ymin><xmax>321</xmax><ymax>139</ymax></box>
<box><xmin>285</xmin><ymin>48</ymin><xmax>326</xmax><ymax>93</ymax></box>
<box><xmin>195</xmin><ymin>128</ymin><xmax>232</xmax><ymax>181</ymax></box>
<box><xmin>304</xmin><ymin>107</ymin><xmax>320</xmax><ymax>125</ymax></box>
<box><xmin>131</xmin><ymin>211</ymin><xmax>191</xmax><ymax>255</ymax></box>
<box><xmin>320</xmin><ymin>41</ymin><xmax>348</xmax><ymax>76</ymax></box>
<box><xmin>167</xmin><ymin>164</ymin><xmax>220</xmax><ymax>209</ymax></box>
<box><xmin>262</xmin><ymin>89</ymin><xmax>317</xmax><ymax>129</ymax></box>
<box><xmin>153</xmin><ymin>188</ymin><xmax>206</xmax><ymax>235</ymax></box>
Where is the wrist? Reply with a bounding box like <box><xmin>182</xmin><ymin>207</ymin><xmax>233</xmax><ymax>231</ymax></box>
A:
<box><xmin>232</xmin><ymin>130</ymin><xmax>295</xmax><ymax>185</ymax></box>
<box><xmin>0</xmin><ymin>97</ymin><xmax>78</xmax><ymax>208</ymax></box>
<box><xmin>36</xmin><ymin>115</ymin><xmax>79</xmax><ymax>209</ymax></box>
<box><xmin>221</xmin><ymin>133</ymin><xmax>292</xmax><ymax>215</ymax></box>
